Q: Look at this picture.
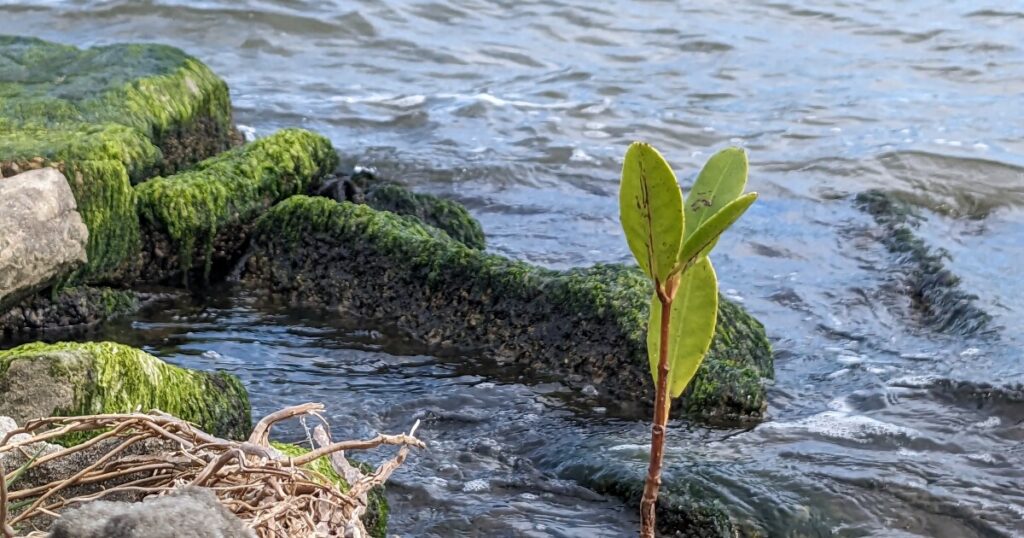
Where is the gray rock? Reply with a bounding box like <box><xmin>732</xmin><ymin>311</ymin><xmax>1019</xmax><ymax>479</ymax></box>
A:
<box><xmin>48</xmin><ymin>487</ymin><xmax>255</xmax><ymax>538</ymax></box>
<box><xmin>0</xmin><ymin>168</ymin><xmax>88</xmax><ymax>311</ymax></box>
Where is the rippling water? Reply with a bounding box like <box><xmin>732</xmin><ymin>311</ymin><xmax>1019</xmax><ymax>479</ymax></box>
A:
<box><xmin>3</xmin><ymin>1</ymin><xmax>1024</xmax><ymax>536</ymax></box>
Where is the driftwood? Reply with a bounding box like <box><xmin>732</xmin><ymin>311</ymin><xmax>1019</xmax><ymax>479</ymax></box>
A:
<box><xmin>0</xmin><ymin>403</ymin><xmax>423</xmax><ymax>537</ymax></box>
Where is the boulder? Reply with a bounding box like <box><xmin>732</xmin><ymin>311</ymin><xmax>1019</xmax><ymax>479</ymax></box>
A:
<box><xmin>243</xmin><ymin>195</ymin><xmax>773</xmax><ymax>422</ymax></box>
<box><xmin>0</xmin><ymin>36</ymin><xmax>239</xmax><ymax>282</ymax></box>
<box><xmin>135</xmin><ymin>128</ymin><xmax>338</xmax><ymax>284</ymax></box>
<box><xmin>49</xmin><ymin>487</ymin><xmax>254</xmax><ymax>538</ymax></box>
<box><xmin>0</xmin><ymin>341</ymin><xmax>251</xmax><ymax>440</ymax></box>
<box><xmin>0</xmin><ymin>168</ymin><xmax>88</xmax><ymax>311</ymax></box>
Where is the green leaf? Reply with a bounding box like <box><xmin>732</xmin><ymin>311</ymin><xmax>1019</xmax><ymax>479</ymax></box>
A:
<box><xmin>646</xmin><ymin>257</ymin><xmax>719</xmax><ymax>397</ymax></box>
<box><xmin>620</xmin><ymin>142</ymin><xmax>684</xmax><ymax>284</ymax></box>
<box><xmin>678</xmin><ymin>192</ymin><xmax>758</xmax><ymax>269</ymax></box>
<box><xmin>684</xmin><ymin>147</ymin><xmax>747</xmax><ymax>241</ymax></box>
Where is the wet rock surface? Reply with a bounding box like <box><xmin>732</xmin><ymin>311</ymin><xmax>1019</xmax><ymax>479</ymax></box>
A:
<box><xmin>242</xmin><ymin>195</ymin><xmax>773</xmax><ymax>423</ymax></box>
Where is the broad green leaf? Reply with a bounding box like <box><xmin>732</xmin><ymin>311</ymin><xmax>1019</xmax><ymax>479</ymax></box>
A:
<box><xmin>684</xmin><ymin>147</ymin><xmax>747</xmax><ymax>241</ymax></box>
<box><xmin>646</xmin><ymin>257</ymin><xmax>719</xmax><ymax>397</ymax></box>
<box><xmin>678</xmin><ymin>192</ymin><xmax>758</xmax><ymax>269</ymax></box>
<box><xmin>620</xmin><ymin>142</ymin><xmax>684</xmax><ymax>284</ymax></box>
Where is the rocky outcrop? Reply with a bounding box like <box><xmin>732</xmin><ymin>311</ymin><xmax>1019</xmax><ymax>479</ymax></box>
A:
<box><xmin>0</xmin><ymin>168</ymin><xmax>88</xmax><ymax>311</ymax></box>
<box><xmin>135</xmin><ymin>129</ymin><xmax>338</xmax><ymax>284</ymax></box>
<box><xmin>0</xmin><ymin>36</ymin><xmax>239</xmax><ymax>283</ymax></box>
<box><xmin>242</xmin><ymin>195</ymin><xmax>773</xmax><ymax>423</ymax></box>
<box><xmin>0</xmin><ymin>341</ymin><xmax>251</xmax><ymax>440</ymax></box>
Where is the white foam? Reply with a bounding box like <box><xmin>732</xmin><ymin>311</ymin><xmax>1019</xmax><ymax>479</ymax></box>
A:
<box><xmin>767</xmin><ymin>411</ymin><xmax>920</xmax><ymax>444</ymax></box>
<box><xmin>570</xmin><ymin>148</ymin><xmax>595</xmax><ymax>162</ymax></box>
<box><xmin>463</xmin><ymin>479</ymin><xmax>490</xmax><ymax>492</ymax></box>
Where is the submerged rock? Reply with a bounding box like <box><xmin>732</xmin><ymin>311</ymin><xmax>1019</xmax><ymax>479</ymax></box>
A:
<box><xmin>0</xmin><ymin>341</ymin><xmax>251</xmax><ymax>440</ymax></box>
<box><xmin>855</xmin><ymin>189</ymin><xmax>991</xmax><ymax>335</ymax></box>
<box><xmin>135</xmin><ymin>128</ymin><xmax>338</xmax><ymax>284</ymax></box>
<box><xmin>0</xmin><ymin>168</ymin><xmax>88</xmax><ymax>311</ymax></box>
<box><xmin>243</xmin><ymin>195</ymin><xmax>772</xmax><ymax>422</ymax></box>
<box><xmin>0</xmin><ymin>36</ymin><xmax>238</xmax><ymax>283</ymax></box>
<box><xmin>49</xmin><ymin>487</ymin><xmax>254</xmax><ymax>538</ymax></box>
<box><xmin>0</xmin><ymin>287</ymin><xmax>147</xmax><ymax>336</ymax></box>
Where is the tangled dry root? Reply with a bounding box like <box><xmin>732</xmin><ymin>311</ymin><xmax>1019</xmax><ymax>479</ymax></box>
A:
<box><xmin>0</xmin><ymin>403</ymin><xmax>424</xmax><ymax>537</ymax></box>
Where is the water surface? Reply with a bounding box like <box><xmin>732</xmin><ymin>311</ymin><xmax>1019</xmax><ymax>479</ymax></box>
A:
<box><xmin>2</xmin><ymin>1</ymin><xmax>1023</xmax><ymax>535</ymax></box>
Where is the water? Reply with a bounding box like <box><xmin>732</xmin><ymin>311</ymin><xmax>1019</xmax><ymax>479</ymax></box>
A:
<box><xmin>3</xmin><ymin>1</ymin><xmax>1024</xmax><ymax>535</ymax></box>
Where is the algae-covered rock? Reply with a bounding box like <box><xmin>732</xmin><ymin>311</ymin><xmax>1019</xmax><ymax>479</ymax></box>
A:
<box><xmin>316</xmin><ymin>171</ymin><xmax>487</xmax><ymax>249</ymax></box>
<box><xmin>243</xmin><ymin>195</ymin><xmax>772</xmax><ymax>422</ymax></box>
<box><xmin>271</xmin><ymin>441</ymin><xmax>389</xmax><ymax>538</ymax></box>
<box><xmin>136</xmin><ymin>128</ymin><xmax>338</xmax><ymax>284</ymax></box>
<box><xmin>855</xmin><ymin>189</ymin><xmax>991</xmax><ymax>335</ymax></box>
<box><xmin>0</xmin><ymin>36</ymin><xmax>238</xmax><ymax>282</ymax></box>
<box><xmin>0</xmin><ymin>287</ymin><xmax>144</xmax><ymax>336</ymax></box>
<box><xmin>0</xmin><ymin>168</ymin><xmax>88</xmax><ymax>311</ymax></box>
<box><xmin>0</xmin><ymin>341</ymin><xmax>251</xmax><ymax>440</ymax></box>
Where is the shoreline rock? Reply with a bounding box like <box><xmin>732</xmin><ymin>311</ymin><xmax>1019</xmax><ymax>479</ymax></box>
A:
<box><xmin>0</xmin><ymin>286</ymin><xmax>145</xmax><ymax>337</ymax></box>
<box><xmin>0</xmin><ymin>341</ymin><xmax>251</xmax><ymax>440</ymax></box>
<box><xmin>0</xmin><ymin>36</ymin><xmax>239</xmax><ymax>283</ymax></box>
<box><xmin>135</xmin><ymin>128</ymin><xmax>338</xmax><ymax>284</ymax></box>
<box><xmin>0</xmin><ymin>168</ymin><xmax>89</xmax><ymax>311</ymax></box>
<box><xmin>242</xmin><ymin>195</ymin><xmax>773</xmax><ymax>423</ymax></box>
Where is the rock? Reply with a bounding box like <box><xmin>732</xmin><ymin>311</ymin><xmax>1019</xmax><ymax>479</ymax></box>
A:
<box><xmin>48</xmin><ymin>487</ymin><xmax>254</xmax><ymax>538</ymax></box>
<box><xmin>243</xmin><ymin>195</ymin><xmax>773</xmax><ymax>422</ymax></box>
<box><xmin>271</xmin><ymin>441</ymin><xmax>389</xmax><ymax>538</ymax></box>
<box><xmin>0</xmin><ymin>286</ymin><xmax>150</xmax><ymax>336</ymax></box>
<box><xmin>0</xmin><ymin>341</ymin><xmax>251</xmax><ymax>440</ymax></box>
<box><xmin>855</xmin><ymin>189</ymin><xmax>991</xmax><ymax>336</ymax></box>
<box><xmin>0</xmin><ymin>36</ymin><xmax>239</xmax><ymax>282</ymax></box>
<box><xmin>135</xmin><ymin>128</ymin><xmax>338</xmax><ymax>284</ymax></box>
<box><xmin>0</xmin><ymin>168</ymin><xmax>88</xmax><ymax>311</ymax></box>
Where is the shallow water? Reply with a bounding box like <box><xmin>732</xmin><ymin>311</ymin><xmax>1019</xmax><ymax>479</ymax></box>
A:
<box><xmin>3</xmin><ymin>1</ymin><xmax>1024</xmax><ymax>535</ymax></box>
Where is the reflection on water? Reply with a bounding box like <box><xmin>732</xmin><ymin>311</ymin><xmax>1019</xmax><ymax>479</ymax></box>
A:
<box><xmin>2</xmin><ymin>0</ymin><xmax>1023</xmax><ymax>535</ymax></box>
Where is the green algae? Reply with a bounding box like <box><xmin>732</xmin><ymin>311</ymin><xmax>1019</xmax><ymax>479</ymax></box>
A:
<box><xmin>365</xmin><ymin>183</ymin><xmax>486</xmax><ymax>249</ymax></box>
<box><xmin>0</xmin><ymin>36</ymin><xmax>237</xmax><ymax>282</ymax></box>
<box><xmin>135</xmin><ymin>129</ymin><xmax>338</xmax><ymax>283</ymax></box>
<box><xmin>0</xmin><ymin>341</ymin><xmax>251</xmax><ymax>440</ymax></box>
<box><xmin>270</xmin><ymin>441</ymin><xmax>389</xmax><ymax>538</ymax></box>
<box><xmin>246</xmin><ymin>195</ymin><xmax>772</xmax><ymax>421</ymax></box>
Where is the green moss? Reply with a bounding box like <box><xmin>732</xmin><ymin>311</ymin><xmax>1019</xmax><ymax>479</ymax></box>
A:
<box><xmin>246</xmin><ymin>195</ymin><xmax>773</xmax><ymax>421</ymax></box>
<box><xmin>135</xmin><ymin>129</ymin><xmax>338</xmax><ymax>283</ymax></box>
<box><xmin>0</xmin><ymin>341</ymin><xmax>251</xmax><ymax>440</ymax></box>
<box><xmin>365</xmin><ymin>183</ymin><xmax>486</xmax><ymax>249</ymax></box>
<box><xmin>0</xmin><ymin>36</ymin><xmax>237</xmax><ymax>282</ymax></box>
<box><xmin>269</xmin><ymin>441</ymin><xmax>388</xmax><ymax>538</ymax></box>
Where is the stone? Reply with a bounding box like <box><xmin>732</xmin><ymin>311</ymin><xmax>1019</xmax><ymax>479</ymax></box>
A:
<box><xmin>48</xmin><ymin>487</ymin><xmax>255</xmax><ymax>538</ymax></box>
<box><xmin>135</xmin><ymin>128</ymin><xmax>338</xmax><ymax>285</ymax></box>
<box><xmin>0</xmin><ymin>168</ymin><xmax>88</xmax><ymax>311</ymax></box>
<box><xmin>0</xmin><ymin>341</ymin><xmax>251</xmax><ymax>440</ymax></box>
<box><xmin>0</xmin><ymin>36</ymin><xmax>239</xmax><ymax>282</ymax></box>
<box><xmin>243</xmin><ymin>195</ymin><xmax>773</xmax><ymax>423</ymax></box>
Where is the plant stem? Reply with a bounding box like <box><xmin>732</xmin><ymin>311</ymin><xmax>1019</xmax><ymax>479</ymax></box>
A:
<box><xmin>640</xmin><ymin>297</ymin><xmax>673</xmax><ymax>537</ymax></box>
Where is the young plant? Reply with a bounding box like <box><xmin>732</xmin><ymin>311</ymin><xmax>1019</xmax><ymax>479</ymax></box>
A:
<box><xmin>619</xmin><ymin>143</ymin><xmax>756</xmax><ymax>537</ymax></box>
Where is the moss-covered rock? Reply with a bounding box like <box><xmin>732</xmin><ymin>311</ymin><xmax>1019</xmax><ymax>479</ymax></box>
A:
<box><xmin>364</xmin><ymin>183</ymin><xmax>485</xmax><ymax>249</ymax></box>
<box><xmin>135</xmin><ymin>129</ymin><xmax>338</xmax><ymax>284</ymax></box>
<box><xmin>0</xmin><ymin>287</ymin><xmax>142</xmax><ymax>336</ymax></box>
<box><xmin>243</xmin><ymin>195</ymin><xmax>772</xmax><ymax>422</ymax></box>
<box><xmin>270</xmin><ymin>441</ymin><xmax>388</xmax><ymax>538</ymax></box>
<box><xmin>0</xmin><ymin>36</ymin><xmax>238</xmax><ymax>282</ymax></box>
<box><xmin>855</xmin><ymin>189</ymin><xmax>991</xmax><ymax>336</ymax></box>
<box><xmin>0</xmin><ymin>341</ymin><xmax>251</xmax><ymax>440</ymax></box>
<box><xmin>316</xmin><ymin>171</ymin><xmax>487</xmax><ymax>249</ymax></box>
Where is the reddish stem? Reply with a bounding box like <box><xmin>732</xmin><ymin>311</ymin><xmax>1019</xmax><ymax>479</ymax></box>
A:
<box><xmin>640</xmin><ymin>295</ymin><xmax>673</xmax><ymax>537</ymax></box>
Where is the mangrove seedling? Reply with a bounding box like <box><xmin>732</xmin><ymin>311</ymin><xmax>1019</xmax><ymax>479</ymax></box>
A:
<box><xmin>619</xmin><ymin>143</ymin><xmax>757</xmax><ymax>537</ymax></box>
